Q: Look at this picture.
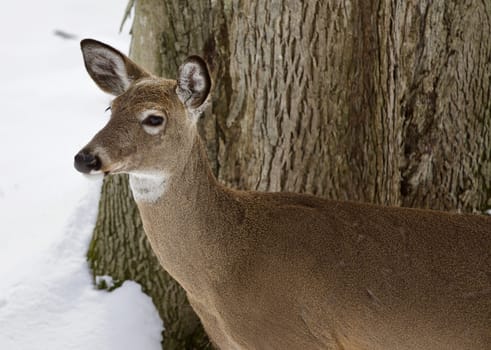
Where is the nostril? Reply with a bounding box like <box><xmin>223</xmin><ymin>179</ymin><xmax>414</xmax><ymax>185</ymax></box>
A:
<box><xmin>85</xmin><ymin>154</ymin><xmax>100</xmax><ymax>168</ymax></box>
<box><xmin>74</xmin><ymin>151</ymin><xmax>101</xmax><ymax>173</ymax></box>
<box><xmin>74</xmin><ymin>152</ymin><xmax>86</xmax><ymax>164</ymax></box>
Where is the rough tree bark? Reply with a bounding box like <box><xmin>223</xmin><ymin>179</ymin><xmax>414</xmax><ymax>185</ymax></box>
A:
<box><xmin>87</xmin><ymin>1</ymin><xmax>491</xmax><ymax>349</ymax></box>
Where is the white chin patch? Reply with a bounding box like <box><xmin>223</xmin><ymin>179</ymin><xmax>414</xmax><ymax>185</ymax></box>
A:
<box><xmin>129</xmin><ymin>172</ymin><xmax>168</xmax><ymax>203</ymax></box>
<box><xmin>82</xmin><ymin>172</ymin><xmax>104</xmax><ymax>182</ymax></box>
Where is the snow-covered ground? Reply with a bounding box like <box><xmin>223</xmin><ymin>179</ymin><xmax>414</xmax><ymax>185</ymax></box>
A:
<box><xmin>0</xmin><ymin>1</ymin><xmax>162</xmax><ymax>349</ymax></box>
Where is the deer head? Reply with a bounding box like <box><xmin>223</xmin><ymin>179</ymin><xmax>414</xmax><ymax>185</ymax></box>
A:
<box><xmin>74</xmin><ymin>39</ymin><xmax>211</xmax><ymax>182</ymax></box>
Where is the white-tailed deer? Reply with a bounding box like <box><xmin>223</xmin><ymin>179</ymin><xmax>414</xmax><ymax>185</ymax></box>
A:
<box><xmin>75</xmin><ymin>39</ymin><xmax>491</xmax><ymax>350</ymax></box>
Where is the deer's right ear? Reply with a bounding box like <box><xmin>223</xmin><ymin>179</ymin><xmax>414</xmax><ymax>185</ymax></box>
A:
<box><xmin>80</xmin><ymin>39</ymin><xmax>149</xmax><ymax>96</ymax></box>
<box><xmin>176</xmin><ymin>56</ymin><xmax>211</xmax><ymax>112</ymax></box>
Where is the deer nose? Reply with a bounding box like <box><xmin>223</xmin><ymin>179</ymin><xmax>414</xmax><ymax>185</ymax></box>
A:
<box><xmin>74</xmin><ymin>150</ymin><xmax>101</xmax><ymax>174</ymax></box>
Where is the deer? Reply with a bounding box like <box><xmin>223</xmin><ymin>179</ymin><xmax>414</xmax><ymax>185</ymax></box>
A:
<box><xmin>74</xmin><ymin>39</ymin><xmax>491</xmax><ymax>350</ymax></box>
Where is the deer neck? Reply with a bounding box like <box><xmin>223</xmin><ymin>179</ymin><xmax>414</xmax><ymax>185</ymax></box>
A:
<box><xmin>129</xmin><ymin>135</ymin><xmax>237</xmax><ymax>294</ymax></box>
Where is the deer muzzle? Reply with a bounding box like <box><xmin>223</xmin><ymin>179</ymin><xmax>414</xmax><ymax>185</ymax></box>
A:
<box><xmin>74</xmin><ymin>150</ymin><xmax>101</xmax><ymax>174</ymax></box>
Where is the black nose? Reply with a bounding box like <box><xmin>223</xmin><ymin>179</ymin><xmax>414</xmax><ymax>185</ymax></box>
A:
<box><xmin>74</xmin><ymin>150</ymin><xmax>101</xmax><ymax>174</ymax></box>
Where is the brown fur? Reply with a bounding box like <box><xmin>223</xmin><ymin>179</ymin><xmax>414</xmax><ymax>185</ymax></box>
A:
<box><xmin>77</xmin><ymin>40</ymin><xmax>491</xmax><ymax>349</ymax></box>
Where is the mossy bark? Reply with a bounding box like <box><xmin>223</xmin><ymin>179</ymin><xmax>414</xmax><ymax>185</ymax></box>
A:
<box><xmin>87</xmin><ymin>1</ymin><xmax>491</xmax><ymax>349</ymax></box>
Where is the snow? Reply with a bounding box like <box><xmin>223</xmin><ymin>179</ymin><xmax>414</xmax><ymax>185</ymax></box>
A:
<box><xmin>0</xmin><ymin>1</ymin><xmax>163</xmax><ymax>349</ymax></box>
<box><xmin>95</xmin><ymin>275</ymin><xmax>117</xmax><ymax>290</ymax></box>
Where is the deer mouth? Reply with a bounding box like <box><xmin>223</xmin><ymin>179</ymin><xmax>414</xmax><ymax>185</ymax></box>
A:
<box><xmin>101</xmin><ymin>162</ymin><xmax>128</xmax><ymax>176</ymax></box>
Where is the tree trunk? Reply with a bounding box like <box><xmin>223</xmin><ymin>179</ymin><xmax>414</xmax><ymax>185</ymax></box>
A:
<box><xmin>87</xmin><ymin>0</ymin><xmax>491</xmax><ymax>348</ymax></box>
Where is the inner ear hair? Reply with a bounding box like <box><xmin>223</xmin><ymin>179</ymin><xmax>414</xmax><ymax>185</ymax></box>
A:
<box><xmin>176</xmin><ymin>56</ymin><xmax>211</xmax><ymax>110</ymax></box>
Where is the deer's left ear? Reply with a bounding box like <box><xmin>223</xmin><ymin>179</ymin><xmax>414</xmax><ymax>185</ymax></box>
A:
<box><xmin>176</xmin><ymin>56</ymin><xmax>211</xmax><ymax>113</ymax></box>
<box><xmin>81</xmin><ymin>39</ymin><xmax>150</xmax><ymax>96</ymax></box>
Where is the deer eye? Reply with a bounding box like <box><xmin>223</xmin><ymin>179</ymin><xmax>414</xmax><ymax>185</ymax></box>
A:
<box><xmin>142</xmin><ymin>115</ymin><xmax>165</xmax><ymax>126</ymax></box>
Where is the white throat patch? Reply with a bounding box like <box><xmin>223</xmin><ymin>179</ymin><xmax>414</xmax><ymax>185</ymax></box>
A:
<box><xmin>129</xmin><ymin>172</ymin><xmax>169</xmax><ymax>203</ymax></box>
